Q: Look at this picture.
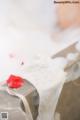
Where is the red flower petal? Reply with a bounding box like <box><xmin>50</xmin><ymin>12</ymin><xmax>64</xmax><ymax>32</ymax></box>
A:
<box><xmin>7</xmin><ymin>75</ymin><xmax>24</xmax><ymax>89</ymax></box>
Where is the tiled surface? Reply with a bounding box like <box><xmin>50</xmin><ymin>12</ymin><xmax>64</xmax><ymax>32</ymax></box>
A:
<box><xmin>56</xmin><ymin>78</ymin><xmax>80</xmax><ymax>120</ymax></box>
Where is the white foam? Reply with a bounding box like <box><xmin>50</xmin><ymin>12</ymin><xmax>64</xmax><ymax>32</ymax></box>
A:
<box><xmin>0</xmin><ymin>1</ymin><xmax>80</xmax><ymax>120</ymax></box>
<box><xmin>67</xmin><ymin>53</ymin><xmax>79</xmax><ymax>61</ymax></box>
